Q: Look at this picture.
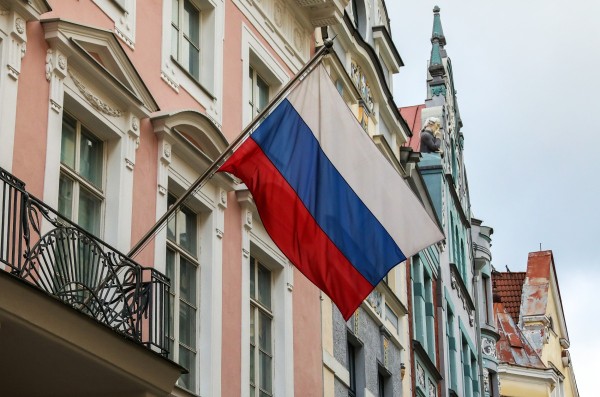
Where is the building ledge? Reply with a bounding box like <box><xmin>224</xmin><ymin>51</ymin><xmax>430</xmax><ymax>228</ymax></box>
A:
<box><xmin>0</xmin><ymin>270</ymin><xmax>184</xmax><ymax>397</ymax></box>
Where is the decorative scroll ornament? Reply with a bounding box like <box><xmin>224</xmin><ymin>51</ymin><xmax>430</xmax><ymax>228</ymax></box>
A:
<box><xmin>367</xmin><ymin>289</ymin><xmax>382</xmax><ymax>316</ymax></box>
<box><xmin>429</xmin><ymin>379</ymin><xmax>437</xmax><ymax>397</ymax></box>
<box><xmin>45</xmin><ymin>49</ymin><xmax>53</xmax><ymax>81</ymax></box>
<box><xmin>416</xmin><ymin>363</ymin><xmax>426</xmax><ymax>388</ymax></box>
<box><xmin>481</xmin><ymin>336</ymin><xmax>497</xmax><ymax>359</ymax></box>
<box><xmin>15</xmin><ymin>18</ymin><xmax>25</xmax><ymax>34</ymax></box>
<box><xmin>350</xmin><ymin>61</ymin><xmax>374</xmax><ymax>113</ymax></box>
<box><xmin>68</xmin><ymin>70</ymin><xmax>123</xmax><ymax>117</ymax></box>
<box><xmin>483</xmin><ymin>370</ymin><xmax>490</xmax><ymax>393</ymax></box>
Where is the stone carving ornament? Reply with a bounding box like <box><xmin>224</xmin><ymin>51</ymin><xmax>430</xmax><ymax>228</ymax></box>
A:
<box><xmin>416</xmin><ymin>363</ymin><xmax>425</xmax><ymax>388</ymax></box>
<box><xmin>15</xmin><ymin>18</ymin><xmax>25</xmax><ymax>34</ymax></box>
<box><xmin>68</xmin><ymin>70</ymin><xmax>123</xmax><ymax>117</ymax></box>
<box><xmin>481</xmin><ymin>336</ymin><xmax>497</xmax><ymax>359</ymax></box>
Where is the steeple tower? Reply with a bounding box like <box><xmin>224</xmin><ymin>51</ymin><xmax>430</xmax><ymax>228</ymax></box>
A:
<box><xmin>428</xmin><ymin>6</ymin><xmax>447</xmax><ymax>98</ymax></box>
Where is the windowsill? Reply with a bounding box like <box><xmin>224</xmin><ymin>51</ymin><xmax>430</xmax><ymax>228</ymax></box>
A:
<box><xmin>171</xmin><ymin>384</ymin><xmax>201</xmax><ymax>397</ymax></box>
<box><xmin>170</xmin><ymin>56</ymin><xmax>216</xmax><ymax>100</ymax></box>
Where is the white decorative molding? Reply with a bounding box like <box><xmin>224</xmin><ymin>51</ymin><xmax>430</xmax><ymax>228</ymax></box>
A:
<box><xmin>45</xmin><ymin>49</ymin><xmax>53</xmax><ymax>81</ymax></box>
<box><xmin>161</xmin><ymin>69</ymin><xmax>180</xmax><ymax>92</ymax></box>
<box><xmin>157</xmin><ymin>138</ymin><xmax>172</xmax><ymax>196</ymax></box>
<box><xmin>416</xmin><ymin>363</ymin><xmax>425</xmax><ymax>389</ymax></box>
<box><xmin>232</xmin><ymin>0</ymin><xmax>311</xmax><ymax>71</ymax></box>
<box><xmin>15</xmin><ymin>17</ymin><xmax>24</xmax><ymax>34</ymax></box>
<box><xmin>481</xmin><ymin>336</ymin><xmax>497</xmax><ymax>359</ymax></box>
<box><xmin>68</xmin><ymin>69</ymin><xmax>123</xmax><ymax>117</ymax></box>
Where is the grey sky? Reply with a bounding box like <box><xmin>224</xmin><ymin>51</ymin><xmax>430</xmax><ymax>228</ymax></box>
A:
<box><xmin>386</xmin><ymin>1</ymin><xmax>599</xmax><ymax>395</ymax></box>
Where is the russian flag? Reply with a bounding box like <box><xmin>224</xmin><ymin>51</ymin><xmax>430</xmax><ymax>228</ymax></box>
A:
<box><xmin>219</xmin><ymin>65</ymin><xmax>444</xmax><ymax>320</ymax></box>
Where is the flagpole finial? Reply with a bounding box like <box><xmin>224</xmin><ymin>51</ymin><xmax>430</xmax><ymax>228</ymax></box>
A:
<box><xmin>324</xmin><ymin>37</ymin><xmax>334</xmax><ymax>50</ymax></box>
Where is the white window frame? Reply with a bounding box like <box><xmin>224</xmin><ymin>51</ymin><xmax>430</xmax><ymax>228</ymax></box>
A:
<box><xmin>92</xmin><ymin>0</ymin><xmax>137</xmax><ymax>49</ymax></box>
<box><xmin>153</xmin><ymin>148</ymin><xmax>225</xmax><ymax>397</ymax></box>
<box><xmin>238</xmin><ymin>194</ymin><xmax>294</xmax><ymax>397</ymax></box>
<box><xmin>241</xmin><ymin>24</ymin><xmax>288</xmax><ymax>126</ymax></box>
<box><xmin>249</xmin><ymin>255</ymin><xmax>274</xmax><ymax>397</ymax></box>
<box><xmin>161</xmin><ymin>0</ymin><xmax>224</xmax><ymax>123</ymax></box>
<box><xmin>58</xmin><ymin>112</ymin><xmax>106</xmax><ymax>236</ymax></box>
<box><xmin>248</xmin><ymin>65</ymin><xmax>270</xmax><ymax>120</ymax></box>
<box><xmin>0</xmin><ymin>9</ymin><xmax>27</xmax><ymax>172</ymax></box>
<box><xmin>166</xmin><ymin>191</ymin><xmax>201</xmax><ymax>393</ymax></box>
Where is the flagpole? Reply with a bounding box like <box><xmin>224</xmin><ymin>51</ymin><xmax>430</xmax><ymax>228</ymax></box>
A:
<box><xmin>128</xmin><ymin>39</ymin><xmax>334</xmax><ymax>258</ymax></box>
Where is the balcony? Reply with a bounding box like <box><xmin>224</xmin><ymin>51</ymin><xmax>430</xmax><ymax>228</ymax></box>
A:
<box><xmin>0</xmin><ymin>167</ymin><xmax>182</xmax><ymax>396</ymax></box>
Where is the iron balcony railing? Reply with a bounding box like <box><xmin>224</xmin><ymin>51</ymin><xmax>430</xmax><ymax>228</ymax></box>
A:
<box><xmin>0</xmin><ymin>167</ymin><xmax>170</xmax><ymax>356</ymax></box>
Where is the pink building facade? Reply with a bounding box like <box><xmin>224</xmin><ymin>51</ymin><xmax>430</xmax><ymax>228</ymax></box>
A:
<box><xmin>0</xmin><ymin>0</ymin><xmax>348</xmax><ymax>395</ymax></box>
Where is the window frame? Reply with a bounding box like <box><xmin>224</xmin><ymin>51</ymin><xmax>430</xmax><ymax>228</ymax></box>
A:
<box><xmin>171</xmin><ymin>0</ymin><xmax>202</xmax><ymax>82</ymax></box>
<box><xmin>165</xmin><ymin>192</ymin><xmax>200</xmax><ymax>393</ymax></box>
<box><xmin>249</xmin><ymin>255</ymin><xmax>274</xmax><ymax>397</ymax></box>
<box><xmin>248</xmin><ymin>65</ymin><xmax>270</xmax><ymax>119</ymax></box>
<box><xmin>58</xmin><ymin>111</ymin><xmax>106</xmax><ymax>236</ymax></box>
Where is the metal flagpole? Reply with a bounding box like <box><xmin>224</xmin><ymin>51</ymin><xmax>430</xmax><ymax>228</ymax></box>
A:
<box><xmin>128</xmin><ymin>39</ymin><xmax>334</xmax><ymax>258</ymax></box>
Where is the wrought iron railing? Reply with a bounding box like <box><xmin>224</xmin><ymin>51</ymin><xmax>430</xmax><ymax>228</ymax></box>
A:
<box><xmin>0</xmin><ymin>167</ymin><xmax>170</xmax><ymax>356</ymax></box>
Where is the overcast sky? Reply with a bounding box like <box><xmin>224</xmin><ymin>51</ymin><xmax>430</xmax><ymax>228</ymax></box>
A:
<box><xmin>386</xmin><ymin>1</ymin><xmax>598</xmax><ymax>395</ymax></box>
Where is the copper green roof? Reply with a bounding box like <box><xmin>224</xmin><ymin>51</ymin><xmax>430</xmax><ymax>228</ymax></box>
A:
<box><xmin>431</xmin><ymin>6</ymin><xmax>446</xmax><ymax>45</ymax></box>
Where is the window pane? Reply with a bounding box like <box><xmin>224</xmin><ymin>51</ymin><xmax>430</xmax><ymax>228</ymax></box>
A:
<box><xmin>250</xmin><ymin>258</ymin><xmax>256</xmax><ymax>300</ymax></box>
<box><xmin>58</xmin><ymin>174</ymin><xmax>74</xmax><ymax>220</ymax></box>
<box><xmin>79</xmin><ymin>128</ymin><xmax>103</xmax><ymax>188</ymax></box>
<box><xmin>179</xmin><ymin>256</ymin><xmax>197</xmax><ymax>303</ymax></box>
<box><xmin>250</xmin><ymin>305</ymin><xmax>255</xmax><ymax>345</ymax></box>
<box><xmin>258</xmin><ymin>311</ymin><xmax>271</xmax><ymax>354</ymax></box>
<box><xmin>61</xmin><ymin>115</ymin><xmax>76</xmax><ymax>169</ymax></box>
<box><xmin>257</xmin><ymin>75</ymin><xmax>269</xmax><ymax>114</ymax></box>
<box><xmin>177</xmin><ymin>207</ymin><xmax>197</xmax><ymax>255</ymax></box>
<box><xmin>257</xmin><ymin>264</ymin><xmax>271</xmax><ymax>309</ymax></box>
<box><xmin>166</xmin><ymin>248</ymin><xmax>175</xmax><ymax>285</ymax></box>
<box><xmin>171</xmin><ymin>0</ymin><xmax>179</xmax><ymax>25</ymax></box>
<box><xmin>78</xmin><ymin>187</ymin><xmax>101</xmax><ymax>235</ymax></box>
<box><xmin>186</xmin><ymin>40</ymin><xmax>200</xmax><ymax>80</ymax></box>
<box><xmin>178</xmin><ymin>346</ymin><xmax>196</xmax><ymax>391</ymax></box>
<box><xmin>250</xmin><ymin>386</ymin><xmax>255</xmax><ymax>397</ymax></box>
<box><xmin>250</xmin><ymin>344</ymin><xmax>256</xmax><ymax>383</ymax></box>
<box><xmin>183</xmin><ymin>0</ymin><xmax>200</xmax><ymax>46</ymax></box>
<box><xmin>167</xmin><ymin>195</ymin><xmax>176</xmax><ymax>242</ymax></box>
<box><xmin>179</xmin><ymin>301</ymin><xmax>196</xmax><ymax>349</ymax></box>
<box><xmin>171</xmin><ymin>25</ymin><xmax>179</xmax><ymax>59</ymax></box>
<box><xmin>259</xmin><ymin>351</ymin><xmax>272</xmax><ymax>394</ymax></box>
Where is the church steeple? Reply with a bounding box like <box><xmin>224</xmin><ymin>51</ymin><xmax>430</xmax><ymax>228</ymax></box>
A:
<box><xmin>428</xmin><ymin>6</ymin><xmax>446</xmax><ymax>97</ymax></box>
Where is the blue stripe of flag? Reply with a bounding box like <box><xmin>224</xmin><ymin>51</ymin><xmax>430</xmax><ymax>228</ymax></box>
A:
<box><xmin>250</xmin><ymin>99</ymin><xmax>406</xmax><ymax>285</ymax></box>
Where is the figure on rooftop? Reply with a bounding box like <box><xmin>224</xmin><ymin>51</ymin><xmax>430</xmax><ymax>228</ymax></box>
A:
<box><xmin>420</xmin><ymin>117</ymin><xmax>442</xmax><ymax>153</ymax></box>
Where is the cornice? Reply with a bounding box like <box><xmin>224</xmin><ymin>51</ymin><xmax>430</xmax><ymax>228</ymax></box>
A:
<box><xmin>412</xmin><ymin>340</ymin><xmax>443</xmax><ymax>381</ymax></box>
<box><xmin>339</xmin><ymin>11</ymin><xmax>412</xmax><ymax>137</ymax></box>
<box><xmin>449</xmin><ymin>262</ymin><xmax>475</xmax><ymax>311</ymax></box>
<box><xmin>444</xmin><ymin>173</ymin><xmax>470</xmax><ymax>227</ymax></box>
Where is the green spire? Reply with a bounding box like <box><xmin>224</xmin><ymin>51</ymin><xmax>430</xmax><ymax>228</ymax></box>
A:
<box><xmin>430</xmin><ymin>41</ymin><xmax>442</xmax><ymax>66</ymax></box>
<box><xmin>431</xmin><ymin>6</ymin><xmax>446</xmax><ymax>46</ymax></box>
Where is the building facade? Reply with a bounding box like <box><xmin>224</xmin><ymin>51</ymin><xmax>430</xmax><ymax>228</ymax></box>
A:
<box><xmin>0</xmin><ymin>0</ymin><xmax>347</xmax><ymax>395</ymax></box>
<box><xmin>319</xmin><ymin>1</ymin><xmax>416</xmax><ymax>396</ymax></box>
<box><xmin>401</xmin><ymin>7</ymin><xmax>497</xmax><ymax>397</ymax></box>
<box><xmin>493</xmin><ymin>251</ymin><xmax>579</xmax><ymax>397</ymax></box>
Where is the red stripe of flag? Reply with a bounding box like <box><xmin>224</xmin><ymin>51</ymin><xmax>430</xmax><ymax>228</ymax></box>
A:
<box><xmin>220</xmin><ymin>138</ymin><xmax>374</xmax><ymax>319</ymax></box>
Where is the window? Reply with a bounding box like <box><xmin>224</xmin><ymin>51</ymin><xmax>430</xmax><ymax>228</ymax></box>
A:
<box><xmin>166</xmin><ymin>193</ymin><xmax>199</xmax><ymax>392</ymax></box>
<box><xmin>250</xmin><ymin>256</ymin><xmax>273</xmax><ymax>397</ymax></box>
<box><xmin>385</xmin><ymin>304</ymin><xmax>399</xmax><ymax>333</ymax></box>
<box><xmin>248</xmin><ymin>66</ymin><xmax>269</xmax><ymax>118</ymax></box>
<box><xmin>378</xmin><ymin>371</ymin><xmax>385</xmax><ymax>397</ymax></box>
<box><xmin>348</xmin><ymin>343</ymin><xmax>357</xmax><ymax>397</ymax></box>
<box><xmin>482</xmin><ymin>276</ymin><xmax>490</xmax><ymax>324</ymax></box>
<box><xmin>171</xmin><ymin>0</ymin><xmax>201</xmax><ymax>80</ymax></box>
<box><xmin>58</xmin><ymin>112</ymin><xmax>104</xmax><ymax>236</ymax></box>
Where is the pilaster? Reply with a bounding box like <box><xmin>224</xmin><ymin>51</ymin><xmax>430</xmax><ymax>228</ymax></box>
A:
<box><xmin>0</xmin><ymin>9</ymin><xmax>27</xmax><ymax>171</ymax></box>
